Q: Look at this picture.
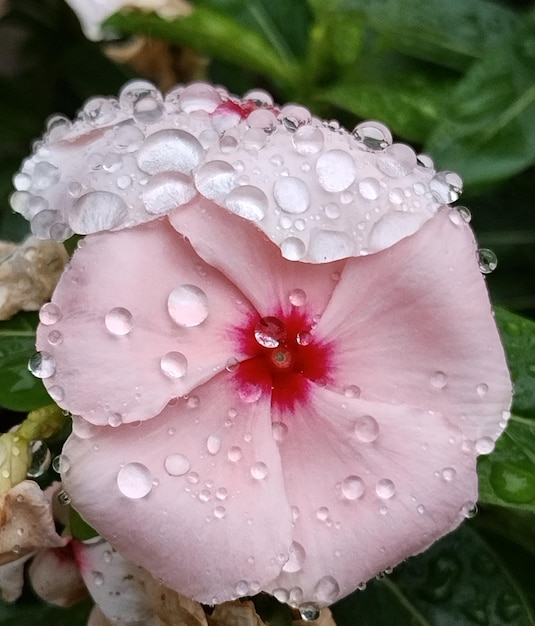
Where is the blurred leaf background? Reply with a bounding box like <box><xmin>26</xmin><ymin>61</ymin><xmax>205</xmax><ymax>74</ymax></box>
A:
<box><xmin>0</xmin><ymin>0</ymin><xmax>534</xmax><ymax>624</ymax></box>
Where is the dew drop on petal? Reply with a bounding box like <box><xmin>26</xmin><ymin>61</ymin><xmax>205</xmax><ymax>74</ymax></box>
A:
<box><xmin>430</xmin><ymin>371</ymin><xmax>447</xmax><ymax>389</ymax></box>
<box><xmin>164</xmin><ymin>454</ymin><xmax>190</xmax><ymax>476</ymax></box>
<box><xmin>28</xmin><ymin>352</ymin><xmax>55</xmax><ymax>379</ymax></box>
<box><xmin>377</xmin><ymin>144</ymin><xmax>417</xmax><ymax>178</ymax></box>
<box><xmin>461</xmin><ymin>501</ymin><xmax>478</xmax><ymax>519</ymax></box>
<box><xmin>344</xmin><ymin>385</ymin><xmax>361</xmax><ymax>398</ymax></box>
<box><xmin>477</xmin><ymin>249</ymin><xmax>498</xmax><ymax>274</ymax></box>
<box><xmin>225</xmin><ymin>185</ymin><xmax>267</xmax><ymax>221</ymax></box>
<box><xmin>341</xmin><ymin>475</ymin><xmax>365</xmax><ymax>500</ymax></box>
<box><xmin>281</xmin><ymin>236</ymin><xmax>306</xmax><ymax>260</ymax></box>
<box><xmin>225</xmin><ymin>357</ymin><xmax>240</xmax><ymax>372</ymax></box>
<box><xmin>160</xmin><ymin>352</ymin><xmax>188</xmax><ymax>379</ymax></box>
<box><xmin>297</xmin><ymin>331</ymin><xmax>312</xmax><ymax>346</ymax></box>
<box><xmin>105</xmin><ymin>307</ymin><xmax>133</xmax><ymax>336</ymax></box>
<box><xmin>353</xmin><ymin>121</ymin><xmax>392</xmax><ymax>151</ymax></box>
<box><xmin>476</xmin><ymin>383</ymin><xmax>489</xmax><ymax>397</ymax></box>
<box><xmin>137</xmin><ymin>129</ymin><xmax>204</xmax><ymax>175</ymax></box>
<box><xmin>238</xmin><ymin>382</ymin><xmax>263</xmax><ymax>404</ymax></box>
<box><xmin>48</xmin><ymin>385</ymin><xmax>65</xmax><ymax>402</ymax></box>
<box><xmin>228</xmin><ymin>446</ymin><xmax>243</xmax><ymax>462</ymax></box>
<box><xmin>429</xmin><ymin>171</ymin><xmax>463</xmax><ymax>204</ymax></box>
<box><xmin>116</xmin><ymin>463</ymin><xmax>153</xmax><ymax>499</ymax></box>
<box><xmin>316</xmin><ymin>150</ymin><xmax>356</xmax><ymax>192</ymax></box>
<box><xmin>309</xmin><ymin>229</ymin><xmax>353</xmax><ymax>262</ymax></box>
<box><xmin>292</xmin><ymin>126</ymin><xmax>324</xmax><ymax>155</ymax></box>
<box><xmin>289</xmin><ymin>289</ymin><xmax>307</xmax><ymax>307</ymax></box>
<box><xmin>39</xmin><ymin>302</ymin><xmax>61</xmax><ymax>325</ymax></box>
<box><xmin>207</xmin><ymin>434</ymin><xmax>222</xmax><ymax>455</ymax></box>
<box><xmin>358</xmin><ymin>177</ymin><xmax>381</xmax><ymax>200</ymax></box>
<box><xmin>272</xmin><ymin>421</ymin><xmax>288</xmax><ymax>441</ymax></box>
<box><xmin>282</xmin><ymin>541</ymin><xmax>306</xmax><ymax>572</ymax></box>
<box><xmin>475</xmin><ymin>436</ymin><xmax>495</xmax><ymax>455</ymax></box>
<box><xmin>442</xmin><ymin>467</ymin><xmax>457</xmax><ymax>482</ymax></box>
<box><xmin>273</xmin><ymin>587</ymin><xmax>290</xmax><ymax>603</ymax></box>
<box><xmin>194</xmin><ymin>161</ymin><xmax>236</xmax><ymax>200</ymax></box>
<box><xmin>142</xmin><ymin>172</ymin><xmax>196</xmax><ymax>215</ymax></box>
<box><xmin>52</xmin><ymin>453</ymin><xmax>71</xmax><ymax>474</ymax></box>
<box><xmin>70</xmin><ymin>192</ymin><xmax>127</xmax><ymax>234</ymax></box>
<box><xmin>254</xmin><ymin>316</ymin><xmax>287</xmax><ymax>348</ymax></box>
<box><xmin>376</xmin><ymin>479</ymin><xmax>395</xmax><ymax>499</ymax></box>
<box><xmin>167</xmin><ymin>284</ymin><xmax>208</xmax><ymax>327</ymax></box>
<box><xmin>214</xmin><ymin>505</ymin><xmax>226</xmax><ymax>519</ymax></box>
<box><xmin>314</xmin><ymin>576</ymin><xmax>340</xmax><ymax>603</ymax></box>
<box><xmin>251</xmin><ymin>462</ymin><xmax>268</xmax><ymax>480</ymax></box>
<box><xmin>27</xmin><ymin>440</ymin><xmax>51</xmax><ymax>478</ymax></box>
<box><xmin>273</xmin><ymin>177</ymin><xmax>310</xmax><ymax>214</ymax></box>
<box><xmin>354</xmin><ymin>415</ymin><xmax>379</xmax><ymax>443</ymax></box>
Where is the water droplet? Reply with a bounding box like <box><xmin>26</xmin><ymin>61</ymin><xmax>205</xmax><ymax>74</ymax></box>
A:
<box><xmin>341</xmin><ymin>475</ymin><xmax>365</xmax><ymax>500</ymax></box>
<box><xmin>194</xmin><ymin>160</ymin><xmax>236</xmax><ymax>200</ymax></box>
<box><xmin>358</xmin><ymin>177</ymin><xmax>381</xmax><ymax>200</ymax></box>
<box><xmin>251</xmin><ymin>461</ymin><xmax>268</xmax><ymax>480</ymax></box>
<box><xmin>27</xmin><ymin>440</ymin><xmax>51</xmax><ymax>478</ymax></box>
<box><xmin>116</xmin><ymin>463</ymin><xmax>153</xmax><ymax>499</ymax></box>
<box><xmin>429</xmin><ymin>171</ymin><xmax>463</xmax><ymax>204</ymax></box>
<box><xmin>477</xmin><ymin>249</ymin><xmax>498</xmax><ymax>274</ymax></box>
<box><xmin>272</xmin><ymin>421</ymin><xmax>288</xmax><ymax>441</ymax></box>
<box><xmin>316</xmin><ymin>150</ymin><xmax>356</xmax><ymax>192</ymax></box>
<box><xmin>299</xmin><ymin>603</ymin><xmax>320</xmax><ymax>622</ymax></box>
<box><xmin>315</xmin><ymin>576</ymin><xmax>340</xmax><ymax>603</ymax></box>
<box><xmin>105</xmin><ymin>307</ymin><xmax>133</xmax><ymax>336</ymax></box>
<box><xmin>376</xmin><ymin>478</ymin><xmax>395</xmax><ymax>499</ymax></box>
<box><xmin>288</xmin><ymin>288</ymin><xmax>307</xmax><ymax>307</ymax></box>
<box><xmin>57</xmin><ymin>489</ymin><xmax>71</xmax><ymax>506</ymax></box>
<box><xmin>353</xmin><ymin>120</ymin><xmax>392</xmax><ymax>151</ymax></box>
<box><xmin>273</xmin><ymin>177</ymin><xmax>310</xmax><ymax>214</ymax></box>
<box><xmin>137</xmin><ymin>129</ymin><xmax>204</xmax><ymax>175</ymax></box>
<box><xmin>71</xmin><ymin>192</ymin><xmax>127</xmax><ymax>234</ymax></box>
<box><xmin>476</xmin><ymin>383</ymin><xmax>489</xmax><ymax>397</ymax></box>
<box><xmin>354</xmin><ymin>415</ymin><xmax>379</xmax><ymax>443</ymax></box>
<box><xmin>107</xmin><ymin>412</ymin><xmax>122</xmax><ymax>428</ymax></box>
<box><xmin>225</xmin><ymin>185</ymin><xmax>267</xmax><ymax>221</ymax></box>
<box><xmin>279</xmin><ymin>105</ymin><xmax>311</xmax><ymax>131</ymax></box>
<box><xmin>28</xmin><ymin>352</ymin><xmax>56</xmax><ymax>379</ymax></box>
<box><xmin>228</xmin><ymin>446</ymin><xmax>243</xmax><ymax>462</ymax></box>
<box><xmin>114</xmin><ymin>124</ymin><xmax>144</xmax><ymax>151</ymax></box>
<box><xmin>254</xmin><ymin>317</ymin><xmax>287</xmax><ymax>348</ymax></box>
<box><xmin>207</xmin><ymin>434</ymin><xmax>222</xmax><ymax>455</ymax></box>
<box><xmin>142</xmin><ymin>172</ymin><xmax>196</xmax><ymax>215</ymax></box>
<box><xmin>238</xmin><ymin>382</ymin><xmax>263</xmax><ymax>403</ymax></box>
<box><xmin>214</xmin><ymin>505</ymin><xmax>226</xmax><ymax>519</ymax></box>
<box><xmin>377</xmin><ymin>144</ymin><xmax>417</xmax><ymax>178</ymax></box>
<box><xmin>431</xmin><ymin>371</ymin><xmax>447</xmax><ymax>389</ymax></box>
<box><xmin>160</xmin><ymin>351</ymin><xmax>188</xmax><ymax>379</ymax></box>
<box><xmin>273</xmin><ymin>587</ymin><xmax>289</xmax><ymax>603</ymax></box>
<box><xmin>281</xmin><ymin>236</ymin><xmax>306</xmax><ymax>260</ymax></box>
<box><xmin>225</xmin><ymin>357</ymin><xmax>240</xmax><ymax>372</ymax></box>
<box><xmin>475</xmin><ymin>436</ymin><xmax>495</xmax><ymax>455</ymax></box>
<box><xmin>344</xmin><ymin>385</ymin><xmax>361</xmax><ymax>398</ymax></box>
<box><xmin>39</xmin><ymin>302</ymin><xmax>61</xmax><ymax>325</ymax></box>
<box><xmin>47</xmin><ymin>330</ymin><xmax>63</xmax><ymax>345</ymax></box>
<box><xmin>282</xmin><ymin>541</ymin><xmax>306</xmax><ymax>572</ymax></box>
<box><xmin>309</xmin><ymin>229</ymin><xmax>353</xmax><ymax>262</ymax></box>
<box><xmin>164</xmin><ymin>454</ymin><xmax>190</xmax><ymax>476</ymax></box>
<box><xmin>442</xmin><ymin>467</ymin><xmax>457</xmax><ymax>481</ymax></box>
<box><xmin>52</xmin><ymin>453</ymin><xmax>70</xmax><ymax>474</ymax></box>
<box><xmin>292</xmin><ymin>126</ymin><xmax>324</xmax><ymax>155</ymax></box>
<box><xmin>167</xmin><ymin>284</ymin><xmax>208</xmax><ymax>327</ymax></box>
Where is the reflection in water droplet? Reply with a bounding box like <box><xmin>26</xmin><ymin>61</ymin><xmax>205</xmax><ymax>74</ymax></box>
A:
<box><xmin>316</xmin><ymin>150</ymin><xmax>356</xmax><ymax>192</ymax></box>
<box><xmin>282</xmin><ymin>541</ymin><xmax>306</xmax><ymax>572</ymax></box>
<box><xmin>272</xmin><ymin>421</ymin><xmax>288</xmax><ymax>441</ymax></box>
<box><xmin>460</xmin><ymin>501</ymin><xmax>478</xmax><ymax>518</ymax></box>
<box><xmin>105</xmin><ymin>308</ymin><xmax>133</xmax><ymax>336</ymax></box>
<box><xmin>116</xmin><ymin>463</ymin><xmax>153</xmax><ymax>499</ymax></box>
<box><xmin>341</xmin><ymin>475</ymin><xmax>365</xmax><ymax>500</ymax></box>
<box><xmin>228</xmin><ymin>446</ymin><xmax>243</xmax><ymax>462</ymax></box>
<box><xmin>442</xmin><ymin>467</ymin><xmax>457</xmax><ymax>482</ymax></box>
<box><xmin>39</xmin><ymin>302</ymin><xmax>61</xmax><ymax>325</ymax></box>
<box><xmin>315</xmin><ymin>576</ymin><xmax>340</xmax><ymax>603</ymax></box>
<box><xmin>254</xmin><ymin>317</ymin><xmax>287</xmax><ymax>348</ymax></box>
<box><xmin>27</xmin><ymin>441</ymin><xmax>52</xmax><ymax>478</ymax></box>
<box><xmin>431</xmin><ymin>371</ymin><xmax>447</xmax><ymax>389</ymax></box>
<box><xmin>168</xmin><ymin>284</ymin><xmax>208</xmax><ymax>327</ymax></box>
<box><xmin>160</xmin><ymin>352</ymin><xmax>188</xmax><ymax>379</ymax></box>
<box><xmin>164</xmin><ymin>454</ymin><xmax>190</xmax><ymax>476</ymax></box>
<box><xmin>28</xmin><ymin>352</ymin><xmax>56</xmax><ymax>379</ymax></box>
<box><xmin>475</xmin><ymin>436</ymin><xmax>495</xmax><ymax>455</ymax></box>
<box><xmin>353</xmin><ymin>121</ymin><xmax>392</xmax><ymax>151</ymax></box>
<box><xmin>429</xmin><ymin>171</ymin><xmax>463</xmax><ymax>204</ymax></box>
<box><xmin>251</xmin><ymin>461</ymin><xmax>268</xmax><ymax>480</ymax></box>
<box><xmin>292</xmin><ymin>126</ymin><xmax>324</xmax><ymax>155</ymax></box>
<box><xmin>207</xmin><ymin>434</ymin><xmax>221</xmax><ymax>455</ymax></box>
<box><xmin>299</xmin><ymin>603</ymin><xmax>321</xmax><ymax>622</ymax></box>
<box><xmin>289</xmin><ymin>289</ymin><xmax>307</xmax><ymax>307</ymax></box>
<box><xmin>52</xmin><ymin>453</ymin><xmax>70</xmax><ymax>474</ymax></box>
<box><xmin>477</xmin><ymin>249</ymin><xmax>498</xmax><ymax>274</ymax></box>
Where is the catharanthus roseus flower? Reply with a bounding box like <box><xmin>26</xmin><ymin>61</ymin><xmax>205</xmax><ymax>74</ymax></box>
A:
<box><xmin>12</xmin><ymin>81</ymin><xmax>512</xmax><ymax>613</ymax></box>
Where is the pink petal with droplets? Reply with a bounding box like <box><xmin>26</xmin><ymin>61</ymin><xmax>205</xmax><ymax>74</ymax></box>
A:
<box><xmin>62</xmin><ymin>373</ymin><xmax>293</xmax><ymax>603</ymax></box>
<box><xmin>315</xmin><ymin>209</ymin><xmax>511</xmax><ymax>442</ymax></box>
<box><xmin>37</xmin><ymin>218</ymin><xmax>255</xmax><ymax>426</ymax></box>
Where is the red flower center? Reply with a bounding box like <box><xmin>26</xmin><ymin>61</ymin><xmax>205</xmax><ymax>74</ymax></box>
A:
<box><xmin>233</xmin><ymin>310</ymin><xmax>333</xmax><ymax>412</ymax></box>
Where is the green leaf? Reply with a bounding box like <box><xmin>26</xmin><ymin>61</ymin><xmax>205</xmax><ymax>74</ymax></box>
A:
<box><xmin>0</xmin><ymin>597</ymin><xmax>92</xmax><ymax>626</ymax></box>
<box><xmin>326</xmin><ymin>0</ymin><xmax>518</xmax><ymax>71</ymax></box>
<box><xmin>0</xmin><ymin>312</ymin><xmax>50</xmax><ymax>412</ymax></box>
<box><xmin>426</xmin><ymin>17</ymin><xmax>535</xmax><ymax>186</ymax></box>
<box><xmin>105</xmin><ymin>8</ymin><xmax>300</xmax><ymax>92</ymax></box>
<box><xmin>332</xmin><ymin>524</ymin><xmax>535</xmax><ymax>625</ymax></box>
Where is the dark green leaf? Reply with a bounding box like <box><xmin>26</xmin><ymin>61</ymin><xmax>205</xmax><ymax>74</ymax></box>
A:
<box><xmin>0</xmin><ymin>597</ymin><xmax>92</xmax><ymax>626</ymax></box>
<box><xmin>69</xmin><ymin>508</ymin><xmax>99</xmax><ymax>542</ymax></box>
<box><xmin>332</xmin><ymin>525</ymin><xmax>535</xmax><ymax>625</ymax></box>
<box><xmin>426</xmin><ymin>17</ymin><xmax>535</xmax><ymax>186</ymax></box>
<box><xmin>320</xmin><ymin>0</ymin><xmax>517</xmax><ymax>70</ymax></box>
<box><xmin>0</xmin><ymin>312</ymin><xmax>50</xmax><ymax>412</ymax></box>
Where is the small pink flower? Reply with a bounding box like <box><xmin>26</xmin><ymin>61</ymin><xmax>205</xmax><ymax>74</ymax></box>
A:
<box><xmin>17</xmin><ymin>82</ymin><xmax>511</xmax><ymax>610</ymax></box>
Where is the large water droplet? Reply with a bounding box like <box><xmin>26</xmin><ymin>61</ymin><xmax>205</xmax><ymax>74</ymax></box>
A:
<box><xmin>353</xmin><ymin>121</ymin><xmax>392</xmax><ymax>151</ymax></box>
<box><xmin>228</xmin><ymin>446</ymin><xmax>243</xmax><ymax>462</ymax></box>
<box><xmin>251</xmin><ymin>461</ymin><xmax>268</xmax><ymax>480</ymax></box>
<box><xmin>377</xmin><ymin>143</ymin><xmax>417</xmax><ymax>178</ymax></box>
<box><xmin>194</xmin><ymin>161</ymin><xmax>236</xmax><ymax>200</ymax></box>
<box><xmin>341</xmin><ymin>475</ymin><xmax>365</xmax><ymax>500</ymax></box>
<box><xmin>309</xmin><ymin>229</ymin><xmax>353</xmax><ymax>262</ymax></box>
<box><xmin>475</xmin><ymin>436</ymin><xmax>495</xmax><ymax>455</ymax></box>
<box><xmin>429</xmin><ymin>171</ymin><xmax>463</xmax><ymax>204</ymax></box>
<box><xmin>292</xmin><ymin>126</ymin><xmax>324</xmax><ymax>155</ymax></box>
<box><xmin>114</xmin><ymin>124</ymin><xmax>144</xmax><ymax>151</ymax></box>
<box><xmin>282</xmin><ymin>541</ymin><xmax>306</xmax><ymax>572</ymax></box>
<box><xmin>354</xmin><ymin>415</ymin><xmax>379</xmax><ymax>443</ymax></box>
<box><xmin>272</xmin><ymin>421</ymin><xmax>288</xmax><ymax>441</ymax></box>
<box><xmin>281</xmin><ymin>236</ymin><xmax>306</xmax><ymax>260</ymax></box>
<box><xmin>28</xmin><ymin>352</ymin><xmax>56</xmax><ymax>379</ymax></box>
<box><xmin>142</xmin><ymin>172</ymin><xmax>195</xmax><ymax>214</ymax></box>
<box><xmin>273</xmin><ymin>177</ymin><xmax>310</xmax><ymax>214</ymax></box>
<box><xmin>477</xmin><ymin>248</ymin><xmax>498</xmax><ymax>274</ymax></box>
<box><xmin>160</xmin><ymin>352</ymin><xmax>188</xmax><ymax>378</ymax></box>
<box><xmin>39</xmin><ymin>302</ymin><xmax>61</xmax><ymax>325</ymax></box>
<box><xmin>316</xmin><ymin>150</ymin><xmax>356</xmax><ymax>192</ymax></box>
<box><xmin>70</xmin><ymin>192</ymin><xmax>127</xmax><ymax>234</ymax></box>
<box><xmin>315</xmin><ymin>576</ymin><xmax>340</xmax><ymax>603</ymax></box>
<box><xmin>288</xmin><ymin>288</ymin><xmax>307</xmax><ymax>307</ymax></box>
<box><xmin>430</xmin><ymin>371</ymin><xmax>447</xmax><ymax>389</ymax></box>
<box><xmin>442</xmin><ymin>467</ymin><xmax>457</xmax><ymax>482</ymax></box>
<box><xmin>116</xmin><ymin>463</ymin><xmax>153</xmax><ymax>499</ymax></box>
<box><xmin>137</xmin><ymin>130</ymin><xmax>204</xmax><ymax>175</ymax></box>
<box><xmin>164</xmin><ymin>453</ymin><xmax>190</xmax><ymax>476</ymax></box>
<box><xmin>83</xmin><ymin>97</ymin><xmax>118</xmax><ymax>125</ymax></box>
<box><xmin>133</xmin><ymin>96</ymin><xmax>164</xmax><ymax>124</ymax></box>
<box><xmin>254</xmin><ymin>317</ymin><xmax>287</xmax><ymax>348</ymax></box>
<box><xmin>225</xmin><ymin>185</ymin><xmax>267</xmax><ymax>221</ymax></box>
<box><xmin>27</xmin><ymin>440</ymin><xmax>51</xmax><ymax>478</ymax></box>
<box><xmin>299</xmin><ymin>603</ymin><xmax>320</xmax><ymax>622</ymax></box>
<box><xmin>376</xmin><ymin>478</ymin><xmax>395</xmax><ymax>499</ymax></box>
<box><xmin>167</xmin><ymin>284</ymin><xmax>208</xmax><ymax>327</ymax></box>
<box><xmin>207</xmin><ymin>434</ymin><xmax>222</xmax><ymax>455</ymax></box>
<box><xmin>105</xmin><ymin>307</ymin><xmax>133</xmax><ymax>336</ymax></box>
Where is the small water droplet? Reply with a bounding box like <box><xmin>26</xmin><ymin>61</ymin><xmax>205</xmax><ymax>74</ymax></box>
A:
<box><xmin>431</xmin><ymin>371</ymin><xmax>447</xmax><ymax>389</ymax></box>
<box><xmin>207</xmin><ymin>434</ymin><xmax>222</xmax><ymax>455</ymax></box>
<box><xmin>92</xmin><ymin>571</ymin><xmax>104</xmax><ymax>586</ymax></box>
<box><xmin>281</xmin><ymin>236</ymin><xmax>306</xmax><ymax>260</ymax></box>
<box><xmin>299</xmin><ymin>603</ymin><xmax>320</xmax><ymax>622</ymax></box>
<box><xmin>28</xmin><ymin>352</ymin><xmax>56</xmax><ymax>378</ymax></box>
<box><xmin>194</xmin><ymin>160</ymin><xmax>236</xmax><ymax>200</ymax></box>
<box><xmin>251</xmin><ymin>461</ymin><xmax>268</xmax><ymax>480</ymax></box>
<box><xmin>47</xmin><ymin>330</ymin><xmax>63</xmax><ymax>345</ymax></box>
<box><xmin>51</xmin><ymin>453</ymin><xmax>70</xmax><ymax>474</ymax></box>
<box><xmin>225</xmin><ymin>185</ymin><xmax>267</xmax><ymax>221</ymax></box>
<box><xmin>39</xmin><ymin>302</ymin><xmax>61</xmax><ymax>325</ymax></box>
<box><xmin>316</xmin><ymin>150</ymin><xmax>356</xmax><ymax>192</ymax></box>
<box><xmin>417</xmin><ymin>504</ymin><xmax>426</xmax><ymax>514</ymax></box>
<box><xmin>48</xmin><ymin>385</ymin><xmax>65</xmax><ymax>402</ymax></box>
<box><xmin>160</xmin><ymin>351</ymin><xmax>188</xmax><ymax>379</ymax></box>
<box><xmin>282</xmin><ymin>541</ymin><xmax>306</xmax><ymax>572</ymax></box>
<box><xmin>354</xmin><ymin>415</ymin><xmax>379</xmax><ymax>443</ymax></box>
<box><xmin>167</xmin><ymin>284</ymin><xmax>208</xmax><ymax>327</ymax></box>
<box><xmin>272</xmin><ymin>421</ymin><xmax>288</xmax><ymax>441</ymax></box>
<box><xmin>461</xmin><ymin>501</ymin><xmax>478</xmax><ymax>518</ymax></box>
<box><xmin>344</xmin><ymin>385</ymin><xmax>361</xmax><ymax>398</ymax></box>
<box><xmin>214</xmin><ymin>505</ymin><xmax>226</xmax><ymax>519</ymax></box>
<box><xmin>57</xmin><ymin>489</ymin><xmax>71</xmax><ymax>506</ymax></box>
<box><xmin>475</xmin><ymin>436</ymin><xmax>495</xmax><ymax>455</ymax></box>
<box><xmin>164</xmin><ymin>454</ymin><xmax>190</xmax><ymax>476</ymax></box>
<box><xmin>476</xmin><ymin>383</ymin><xmax>489</xmax><ymax>398</ymax></box>
<box><xmin>137</xmin><ymin>129</ymin><xmax>203</xmax><ymax>175</ymax></box>
<box><xmin>477</xmin><ymin>249</ymin><xmax>498</xmax><ymax>274</ymax></box>
<box><xmin>341</xmin><ymin>475</ymin><xmax>365</xmax><ymax>500</ymax></box>
<box><xmin>273</xmin><ymin>587</ymin><xmax>289</xmax><ymax>603</ymax></box>
<box><xmin>116</xmin><ymin>462</ymin><xmax>153</xmax><ymax>499</ymax></box>
<box><xmin>316</xmin><ymin>507</ymin><xmax>329</xmax><ymax>521</ymax></box>
<box><xmin>105</xmin><ymin>307</ymin><xmax>133</xmax><ymax>336</ymax></box>
<box><xmin>27</xmin><ymin>441</ymin><xmax>52</xmax><ymax>478</ymax></box>
<box><xmin>358</xmin><ymin>177</ymin><xmax>381</xmax><ymax>200</ymax></box>
<box><xmin>429</xmin><ymin>171</ymin><xmax>463</xmax><ymax>204</ymax></box>
<box><xmin>442</xmin><ymin>467</ymin><xmax>457</xmax><ymax>481</ymax></box>
<box><xmin>254</xmin><ymin>316</ymin><xmax>286</xmax><ymax>348</ymax></box>
<box><xmin>376</xmin><ymin>479</ymin><xmax>395</xmax><ymax>499</ymax></box>
<box><xmin>315</xmin><ymin>576</ymin><xmax>340</xmax><ymax>603</ymax></box>
<box><xmin>273</xmin><ymin>177</ymin><xmax>310</xmax><ymax>214</ymax></box>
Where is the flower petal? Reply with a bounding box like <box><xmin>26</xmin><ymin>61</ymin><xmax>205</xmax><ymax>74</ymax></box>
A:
<box><xmin>37</xmin><ymin>218</ymin><xmax>255</xmax><ymax>425</ymax></box>
<box><xmin>62</xmin><ymin>373</ymin><xmax>293</xmax><ymax>603</ymax></box>
<box><xmin>315</xmin><ymin>209</ymin><xmax>511</xmax><ymax>442</ymax></box>
<box><xmin>169</xmin><ymin>197</ymin><xmax>344</xmax><ymax>316</ymax></box>
<box><xmin>264</xmin><ymin>387</ymin><xmax>479</xmax><ymax>607</ymax></box>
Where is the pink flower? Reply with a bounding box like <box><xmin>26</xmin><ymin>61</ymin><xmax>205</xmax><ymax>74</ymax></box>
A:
<box><xmin>16</xmin><ymin>82</ymin><xmax>511</xmax><ymax>611</ymax></box>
